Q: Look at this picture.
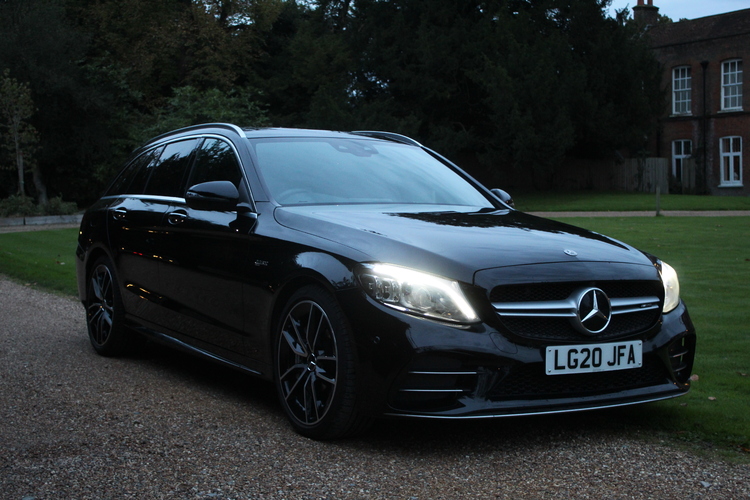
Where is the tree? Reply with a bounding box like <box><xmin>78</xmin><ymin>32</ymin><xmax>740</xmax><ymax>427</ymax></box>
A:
<box><xmin>141</xmin><ymin>86</ymin><xmax>269</xmax><ymax>141</ymax></box>
<box><xmin>0</xmin><ymin>0</ymin><xmax>667</xmax><ymax>202</ymax></box>
<box><xmin>0</xmin><ymin>70</ymin><xmax>40</xmax><ymax>201</ymax></box>
<box><xmin>335</xmin><ymin>0</ymin><xmax>664</xmax><ymax>188</ymax></box>
<box><xmin>0</xmin><ymin>0</ymin><xmax>114</xmax><ymax>205</ymax></box>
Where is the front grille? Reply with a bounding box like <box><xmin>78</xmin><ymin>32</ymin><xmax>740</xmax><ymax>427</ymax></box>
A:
<box><xmin>491</xmin><ymin>280</ymin><xmax>664</xmax><ymax>342</ymax></box>
<box><xmin>487</xmin><ymin>356</ymin><xmax>670</xmax><ymax>400</ymax></box>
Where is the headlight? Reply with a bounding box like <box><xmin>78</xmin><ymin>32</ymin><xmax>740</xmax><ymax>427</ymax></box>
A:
<box><xmin>659</xmin><ymin>261</ymin><xmax>681</xmax><ymax>313</ymax></box>
<box><xmin>358</xmin><ymin>263</ymin><xmax>479</xmax><ymax>324</ymax></box>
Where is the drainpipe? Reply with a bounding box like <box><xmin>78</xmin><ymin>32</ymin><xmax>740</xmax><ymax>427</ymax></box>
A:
<box><xmin>701</xmin><ymin>60</ymin><xmax>709</xmax><ymax>194</ymax></box>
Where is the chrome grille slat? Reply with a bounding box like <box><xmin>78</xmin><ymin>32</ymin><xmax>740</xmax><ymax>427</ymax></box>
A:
<box><xmin>492</xmin><ymin>296</ymin><xmax>660</xmax><ymax>317</ymax></box>
<box><xmin>490</xmin><ymin>281</ymin><xmax>663</xmax><ymax>341</ymax></box>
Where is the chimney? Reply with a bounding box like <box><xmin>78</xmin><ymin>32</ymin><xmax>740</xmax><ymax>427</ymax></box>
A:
<box><xmin>633</xmin><ymin>0</ymin><xmax>660</xmax><ymax>27</ymax></box>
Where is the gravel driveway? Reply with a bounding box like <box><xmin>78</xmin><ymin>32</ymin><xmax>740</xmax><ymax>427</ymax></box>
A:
<box><xmin>1</xmin><ymin>277</ymin><xmax>748</xmax><ymax>499</ymax></box>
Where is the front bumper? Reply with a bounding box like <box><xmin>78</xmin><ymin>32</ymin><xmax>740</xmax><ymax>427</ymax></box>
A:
<box><xmin>347</xmin><ymin>295</ymin><xmax>695</xmax><ymax>419</ymax></box>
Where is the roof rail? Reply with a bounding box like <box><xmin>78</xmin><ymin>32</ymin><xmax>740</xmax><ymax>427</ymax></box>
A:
<box><xmin>145</xmin><ymin>122</ymin><xmax>247</xmax><ymax>145</ymax></box>
<box><xmin>351</xmin><ymin>131</ymin><xmax>422</xmax><ymax>147</ymax></box>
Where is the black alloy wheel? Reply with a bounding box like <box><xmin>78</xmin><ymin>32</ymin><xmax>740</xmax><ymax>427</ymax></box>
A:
<box><xmin>275</xmin><ymin>286</ymin><xmax>371</xmax><ymax>439</ymax></box>
<box><xmin>86</xmin><ymin>257</ymin><xmax>137</xmax><ymax>356</ymax></box>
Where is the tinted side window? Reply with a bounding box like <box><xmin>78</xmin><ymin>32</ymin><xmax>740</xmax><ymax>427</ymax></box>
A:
<box><xmin>145</xmin><ymin>139</ymin><xmax>201</xmax><ymax>197</ymax></box>
<box><xmin>105</xmin><ymin>148</ymin><xmax>159</xmax><ymax>196</ymax></box>
<box><xmin>128</xmin><ymin>146</ymin><xmax>164</xmax><ymax>195</ymax></box>
<box><xmin>188</xmin><ymin>138</ymin><xmax>243</xmax><ymax>188</ymax></box>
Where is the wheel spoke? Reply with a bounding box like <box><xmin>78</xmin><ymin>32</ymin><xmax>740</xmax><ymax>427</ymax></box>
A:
<box><xmin>282</xmin><ymin>367</ymin><xmax>308</xmax><ymax>403</ymax></box>
<box><xmin>100</xmin><ymin>309</ymin><xmax>113</xmax><ymax>328</ymax></box>
<box><xmin>282</xmin><ymin>327</ymin><xmax>307</xmax><ymax>357</ymax></box>
<box><xmin>277</xmin><ymin>297</ymin><xmax>339</xmax><ymax>427</ymax></box>
<box><xmin>92</xmin><ymin>273</ymin><xmax>104</xmax><ymax>302</ymax></box>
<box><xmin>307</xmin><ymin>374</ymin><xmax>321</xmax><ymax>422</ymax></box>
<box><xmin>88</xmin><ymin>307</ymin><xmax>104</xmax><ymax>343</ymax></box>
<box><xmin>100</xmin><ymin>273</ymin><xmax>111</xmax><ymax>302</ymax></box>
<box><xmin>315</xmin><ymin>370</ymin><xmax>335</xmax><ymax>386</ymax></box>
<box><xmin>310</xmin><ymin>312</ymin><xmax>326</xmax><ymax>354</ymax></box>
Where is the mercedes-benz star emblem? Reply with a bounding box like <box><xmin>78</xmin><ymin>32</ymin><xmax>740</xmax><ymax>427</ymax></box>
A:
<box><xmin>572</xmin><ymin>288</ymin><xmax>612</xmax><ymax>335</ymax></box>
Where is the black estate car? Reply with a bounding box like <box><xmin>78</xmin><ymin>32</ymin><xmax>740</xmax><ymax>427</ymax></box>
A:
<box><xmin>76</xmin><ymin>124</ymin><xmax>696</xmax><ymax>439</ymax></box>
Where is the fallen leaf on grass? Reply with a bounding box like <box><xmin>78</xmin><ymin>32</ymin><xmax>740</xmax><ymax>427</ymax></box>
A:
<box><xmin>738</xmin><ymin>372</ymin><xmax>748</xmax><ymax>377</ymax></box>
<box><xmin>689</xmin><ymin>374</ymin><xmax>699</xmax><ymax>381</ymax></box>
<box><xmin>708</xmin><ymin>397</ymin><xmax>717</xmax><ymax>401</ymax></box>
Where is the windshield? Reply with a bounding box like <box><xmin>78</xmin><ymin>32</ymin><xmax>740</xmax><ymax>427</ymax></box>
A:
<box><xmin>249</xmin><ymin>138</ymin><xmax>494</xmax><ymax>207</ymax></box>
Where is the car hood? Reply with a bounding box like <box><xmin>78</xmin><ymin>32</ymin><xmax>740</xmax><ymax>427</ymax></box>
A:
<box><xmin>273</xmin><ymin>205</ymin><xmax>651</xmax><ymax>284</ymax></box>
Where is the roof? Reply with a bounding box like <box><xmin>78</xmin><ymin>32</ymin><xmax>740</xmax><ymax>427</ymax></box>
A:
<box><xmin>141</xmin><ymin>124</ymin><xmax>423</xmax><ymax>152</ymax></box>
<box><xmin>647</xmin><ymin>8</ymin><xmax>750</xmax><ymax>48</ymax></box>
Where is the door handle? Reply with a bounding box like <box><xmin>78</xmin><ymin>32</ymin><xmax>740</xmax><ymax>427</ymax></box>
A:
<box><xmin>112</xmin><ymin>207</ymin><xmax>128</xmax><ymax>221</ymax></box>
<box><xmin>167</xmin><ymin>210</ymin><xmax>188</xmax><ymax>225</ymax></box>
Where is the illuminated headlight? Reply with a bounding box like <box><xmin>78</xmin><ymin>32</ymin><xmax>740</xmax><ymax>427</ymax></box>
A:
<box><xmin>358</xmin><ymin>264</ymin><xmax>479</xmax><ymax>324</ymax></box>
<box><xmin>659</xmin><ymin>261</ymin><xmax>681</xmax><ymax>313</ymax></box>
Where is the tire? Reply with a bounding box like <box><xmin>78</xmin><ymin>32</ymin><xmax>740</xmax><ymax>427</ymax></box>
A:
<box><xmin>274</xmin><ymin>285</ymin><xmax>372</xmax><ymax>439</ymax></box>
<box><xmin>85</xmin><ymin>257</ymin><xmax>140</xmax><ymax>356</ymax></box>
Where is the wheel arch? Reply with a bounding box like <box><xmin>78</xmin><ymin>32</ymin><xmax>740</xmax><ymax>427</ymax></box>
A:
<box><xmin>79</xmin><ymin>245</ymin><xmax>116</xmax><ymax>302</ymax></box>
<box><xmin>264</xmin><ymin>251</ymin><xmax>361</xmax><ymax>370</ymax></box>
<box><xmin>270</xmin><ymin>272</ymin><xmax>340</xmax><ymax>340</ymax></box>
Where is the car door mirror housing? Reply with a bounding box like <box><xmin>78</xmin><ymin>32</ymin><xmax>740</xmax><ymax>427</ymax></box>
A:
<box><xmin>490</xmin><ymin>188</ymin><xmax>515</xmax><ymax>209</ymax></box>
<box><xmin>185</xmin><ymin>181</ymin><xmax>240</xmax><ymax>211</ymax></box>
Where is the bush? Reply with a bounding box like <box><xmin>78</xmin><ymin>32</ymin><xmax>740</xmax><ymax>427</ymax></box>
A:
<box><xmin>0</xmin><ymin>195</ymin><xmax>78</xmax><ymax>217</ymax></box>
<box><xmin>42</xmin><ymin>196</ymin><xmax>78</xmax><ymax>216</ymax></box>
<box><xmin>0</xmin><ymin>195</ymin><xmax>39</xmax><ymax>217</ymax></box>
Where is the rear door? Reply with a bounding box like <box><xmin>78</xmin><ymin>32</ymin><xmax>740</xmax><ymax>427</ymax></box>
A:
<box><xmin>107</xmin><ymin>139</ymin><xmax>200</xmax><ymax>326</ymax></box>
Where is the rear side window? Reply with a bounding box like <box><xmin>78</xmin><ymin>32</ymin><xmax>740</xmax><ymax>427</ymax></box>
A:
<box><xmin>145</xmin><ymin>139</ymin><xmax>201</xmax><ymax>197</ymax></box>
<box><xmin>105</xmin><ymin>147</ymin><xmax>160</xmax><ymax>196</ymax></box>
<box><xmin>188</xmin><ymin>138</ymin><xmax>243</xmax><ymax>188</ymax></box>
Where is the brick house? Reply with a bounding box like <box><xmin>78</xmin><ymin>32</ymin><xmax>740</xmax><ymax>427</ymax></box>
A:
<box><xmin>635</xmin><ymin>1</ymin><xmax>749</xmax><ymax>195</ymax></box>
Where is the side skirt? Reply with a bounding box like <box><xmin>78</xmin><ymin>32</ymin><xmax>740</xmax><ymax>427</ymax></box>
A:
<box><xmin>133</xmin><ymin>325</ymin><xmax>264</xmax><ymax>377</ymax></box>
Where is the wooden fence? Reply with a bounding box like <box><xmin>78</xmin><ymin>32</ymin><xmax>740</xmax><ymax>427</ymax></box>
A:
<box><xmin>551</xmin><ymin>157</ymin><xmax>669</xmax><ymax>193</ymax></box>
<box><xmin>680</xmin><ymin>158</ymin><xmax>697</xmax><ymax>194</ymax></box>
<box><xmin>612</xmin><ymin>158</ymin><xmax>669</xmax><ymax>193</ymax></box>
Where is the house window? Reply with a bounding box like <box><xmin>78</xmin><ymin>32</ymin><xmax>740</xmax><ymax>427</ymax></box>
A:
<box><xmin>720</xmin><ymin>136</ymin><xmax>742</xmax><ymax>186</ymax></box>
<box><xmin>672</xmin><ymin>140</ymin><xmax>692</xmax><ymax>181</ymax></box>
<box><xmin>722</xmin><ymin>59</ymin><xmax>743</xmax><ymax>110</ymax></box>
<box><xmin>672</xmin><ymin>66</ymin><xmax>691</xmax><ymax>115</ymax></box>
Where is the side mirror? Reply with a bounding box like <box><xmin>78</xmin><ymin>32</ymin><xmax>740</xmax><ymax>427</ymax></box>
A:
<box><xmin>185</xmin><ymin>181</ymin><xmax>240</xmax><ymax>211</ymax></box>
<box><xmin>491</xmin><ymin>188</ymin><xmax>515</xmax><ymax>209</ymax></box>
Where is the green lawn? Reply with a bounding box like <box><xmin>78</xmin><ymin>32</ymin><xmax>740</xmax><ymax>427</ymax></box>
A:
<box><xmin>0</xmin><ymin>228</ymin><xmax>79</xmax><ymax>296</ymax></box>
<box><xmin>554</xmin><ymin>216</ymin><xmax>750</xmax><ymax>458</ymax></box>
<box><xmin>1</xmin><ymin>219</ymin><xmax>748</xmax><ymax>459</ymax></box>
<box><xmin>514</xmin><ymin>191</ymin><xmax>750</xmax><ymax>212</ymax></box>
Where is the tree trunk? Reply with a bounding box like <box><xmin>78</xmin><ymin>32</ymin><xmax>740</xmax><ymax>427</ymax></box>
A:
<box><xmin>32</xmin><ymin>164</ymin><xmax>48</xmax><ymax>206</ymax></box>
<box><xmin>13</xmin><ymin>120</ymin><xmax>25</xmax><ymax>198</ymax></box>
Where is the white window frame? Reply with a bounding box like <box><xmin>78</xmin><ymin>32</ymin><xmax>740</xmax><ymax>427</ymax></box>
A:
<box><xmin>672</xmin><ymin>140</ymin><xmax>692</xmax><ymax>181</ymax></box>
<box><xmin>721</xmin><ymin>59</ymin><xmax>743</xmax><ymax>111</ymax></box>
<box><xmin>719</xmin><ymin>136</ymin><xmax>743</xmax><ymax>187</ymax></box>
<box><xmin>672</xmin><ymin>66</ymin><xmax>691</xmax><ymax>115</ymax></box>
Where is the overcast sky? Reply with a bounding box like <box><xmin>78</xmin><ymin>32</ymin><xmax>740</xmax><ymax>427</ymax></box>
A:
<box><xmin>607</xmin><ymin>0</ymin><xmax>749</xmax><ymax>21</ymax></box>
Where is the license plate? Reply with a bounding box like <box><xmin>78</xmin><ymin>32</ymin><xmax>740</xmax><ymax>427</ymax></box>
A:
<box><xmin>545</xmin><ymin>341</ymin><xmax>642</xmax><ymax>375</ymax></box>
